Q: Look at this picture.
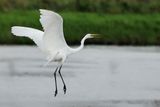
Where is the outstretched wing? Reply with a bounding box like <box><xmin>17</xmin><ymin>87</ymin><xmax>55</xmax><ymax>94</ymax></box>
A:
<box><xmin>11</xmin><ymin>26</ymin><xmax>44</xmax><ymax>50</ymax></box>
<box><xmin>39</xmin><ymin>9</ymin><xmax>68</xmax><ymax>53</ymax></box>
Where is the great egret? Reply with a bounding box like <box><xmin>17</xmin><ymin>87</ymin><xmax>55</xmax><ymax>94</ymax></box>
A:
<box><xmin>11</xmin><ymin>9</ymin><xmax>98</xmax><ymax>97</ymax></box>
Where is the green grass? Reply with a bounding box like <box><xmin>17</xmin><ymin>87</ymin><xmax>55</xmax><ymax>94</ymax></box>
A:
<box><xmin>1</xmin><ymin>0</ymin><xmax>160</xmax><ymax>13</ymax></box>
<box><xmin>0</xmin><ymin>10</ymin><xmax>160</xmax><ymax>45</ymax></box>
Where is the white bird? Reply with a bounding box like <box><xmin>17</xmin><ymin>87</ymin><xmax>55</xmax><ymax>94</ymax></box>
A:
<box><xmin>11</xmin><ymin>9</ymin><xmax>99</xmax><ymax>97</ymax></box>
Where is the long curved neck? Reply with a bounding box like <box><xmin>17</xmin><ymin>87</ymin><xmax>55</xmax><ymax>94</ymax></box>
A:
<box><xmin>69</xmin><ymin>36</ymin><xmax>86</xmax><ymax>54</ymax></box>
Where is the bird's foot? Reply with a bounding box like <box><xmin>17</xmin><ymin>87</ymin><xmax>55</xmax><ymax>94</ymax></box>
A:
<box><xmin>63</xmin><ymin>85</ymin><xmax>67</xmax><ymax>94</ymax></box>
<box><xmin>54</xmin><ymin>90</ymin><xmax>58</xmax><ymax>97</ymax></box>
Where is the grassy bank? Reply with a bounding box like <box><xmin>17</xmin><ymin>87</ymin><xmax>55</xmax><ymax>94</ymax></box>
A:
<box><xmin>0</xmin><ymin>10</ymin><xmax>160</xmax><ymax>45</ymax></box>
<box><xmin>1</xmin><ymin>0</ymin><xmax>160</xmax><ymax>13</ymax></box>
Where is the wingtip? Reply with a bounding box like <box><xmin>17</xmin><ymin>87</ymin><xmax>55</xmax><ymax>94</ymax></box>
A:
<box><xmin>39</xmin><ymin>9</ymin><xmax>52</xmax><ymax>13</ymax></box>
<box><xmin>11</xmin><ymin>26</ymin><xmax>19</xmax><ymax>30</ymax></box>
<box><xmin>39</xmin><ymin>9</ymin><xmax>58</xmax><ymax>15</ymax></box>
<box><xmin>39</xmin><ymin>9</ymin><xmax>44</xmax><ymax>14</ymax></box>
<box><xmin>11</xmin><ymin>26</ymin><xmax>22</xmax><ymax>35</ymax></box>
<box><xmin>11</xmin><ymin>26</ymin><xmax>16</xmax><ymax>35</ymax></box>
<box><xmin>39</xmin><ymin>9</ymin><xmax>45</xmax><ymax>12</ymax></box>
<box><xmin>11</xmin><ymin>26</ymin><xmax>15</xmax><ymax>32</ymax></box>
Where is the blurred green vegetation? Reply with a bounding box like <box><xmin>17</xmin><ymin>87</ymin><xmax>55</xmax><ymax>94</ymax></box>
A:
<box><xmin>0</xmin><ymin>0</ymin><xmax>160</xmax><ymax>45</ymax></box>
<box><xmin>1</xmin><ymin>10</ymin><xmax>160</xmax><ymax>45</ymax></box>
<box><xmin>0</xmin><ymin>0</ymin><xmax>160</xmax><ymax>13</ymax></box>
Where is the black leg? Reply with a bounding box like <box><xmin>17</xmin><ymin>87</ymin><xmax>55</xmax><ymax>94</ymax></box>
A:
<box><xmin>58</xmin><ymin>65</ymin><xmax>67</xmax><ymax>94</ymax></box>
<box><xmin>54</xmin><ymin>67</ymin><xmax>58</xmax><ymax>97</ymax></box>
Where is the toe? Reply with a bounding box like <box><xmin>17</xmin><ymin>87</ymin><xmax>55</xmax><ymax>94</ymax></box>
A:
<box><xmin>63</xmin><ymin>85</ymin><xmax>67</xmax><ymax>94</ymax></box>
<box><xmin>54</xmin><ymin>90</ymin><xmax>58</xmax><ymax>97</ymax></box>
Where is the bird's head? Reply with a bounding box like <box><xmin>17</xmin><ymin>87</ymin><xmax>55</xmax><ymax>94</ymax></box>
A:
<box><xmin>85</xmin><ymin>34</ymin><xmax>101</xmax><ymax>39</ymax></box>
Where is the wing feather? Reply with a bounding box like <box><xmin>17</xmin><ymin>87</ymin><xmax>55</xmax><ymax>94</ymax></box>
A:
<box><xmin>11</xmin><ymin>26</ymin><xmax>44</xmax><ymax>50</ymax></box>
<box><xmin>39</xmin><ymin>9</ymin><xmax>68</xmax><ymax>53</ymax></box>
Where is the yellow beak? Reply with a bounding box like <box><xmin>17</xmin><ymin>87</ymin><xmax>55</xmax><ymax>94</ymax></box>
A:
<box><xmin>90</xmin><ymin>34</ymin><xmax>101</xmax><ymax>38</ymax></box>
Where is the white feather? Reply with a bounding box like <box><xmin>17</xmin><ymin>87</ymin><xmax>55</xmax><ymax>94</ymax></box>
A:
<box><xmin>39</xmin><ymin>9</ymin><xmax>68</xmax><ymax>53</ymax></box>
<box><xmin>11</xmin><ymin>9</ymin><xmax>92</xmax><ymax>64</ymax></box>
<box><xmin>11</xmin><ymin>26</ymin><xmax>45</xmax><ymax>51</ymax></box>
<box><xmin>11</xmin><ymin>9</ymin><xmax>95</xmax><ymax>96</ymax></box>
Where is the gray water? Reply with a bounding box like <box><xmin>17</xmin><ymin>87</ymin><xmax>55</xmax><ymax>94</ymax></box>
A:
<box><xmin>1</xmin><ymin>45</ymin><xmax>160</xmax><ymax>107</ymax></box>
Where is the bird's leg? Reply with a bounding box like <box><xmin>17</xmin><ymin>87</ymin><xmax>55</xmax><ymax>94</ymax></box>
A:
<box><xmin>58</xmin><ymin>65</ymin><xmax>67</xmax><ymax>94</ymax></box>
<box><xmin>54</xmin><ymin>67</ymin><xmax>59</xmax><ymax>97</ymax></box>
